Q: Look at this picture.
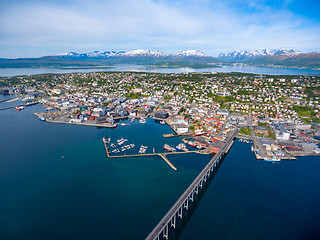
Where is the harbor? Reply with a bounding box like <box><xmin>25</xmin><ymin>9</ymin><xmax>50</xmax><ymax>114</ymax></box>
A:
<box><xmin>102</xmin><ymin>136</ymin><xmax>206</xmax><ymax>171</ymax></box>
<box><xmin>1</xmin><ymin>94</ymin><xmax>320</xmax><ymax>240</ymax></box>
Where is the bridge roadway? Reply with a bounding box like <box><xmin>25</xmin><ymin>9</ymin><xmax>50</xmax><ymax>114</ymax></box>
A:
<box><xmin>145</xmin><ymin>128</ymin><xmax>239</xmax><ymax>240</ymax></box>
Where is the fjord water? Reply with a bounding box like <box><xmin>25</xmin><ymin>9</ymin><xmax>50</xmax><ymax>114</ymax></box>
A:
<box><xmin>1</xmin><ymin>64</ymin><xmax>320</xmax><ymax>77</ymax></box>
<box><xmin>1</xmin><ymin>95</ymin><xmax>320</xmax><ymax>240</ymax></box>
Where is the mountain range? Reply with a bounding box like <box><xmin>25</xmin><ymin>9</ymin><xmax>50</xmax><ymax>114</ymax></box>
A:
<box><xmin>218</xmin><ymin>48</ymin><xmax>320</xmax><ymax>69</ymax></box>
<box><xmin>218</xmin><ymin>48</ymin><xmax>302</xmax><ymax>61</ymax></box>
<box><xmin>0</xmin><ymin>48</ymin><xmax>319</xmax><ymax>69</ymax></box>
<box><xmin>58</xmin><ymin>49</ymin><xmax>207</xmax><ymax>58</ymax></box>
<box><xmin>0</xmin><ymin>49</ymin><xmax>217</xmax><ymax>68</ymax></box>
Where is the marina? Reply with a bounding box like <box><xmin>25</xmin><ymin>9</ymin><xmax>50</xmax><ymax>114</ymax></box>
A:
<box><xmin>102</xmin><ymin>138</ymin><xmax>205</xmax><ymax>171</ymax></box>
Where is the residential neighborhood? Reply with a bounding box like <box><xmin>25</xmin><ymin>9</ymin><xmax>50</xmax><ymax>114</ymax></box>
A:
<box><xmin>1</xmin><ymin>71</ymin><xmax>320</xmax><ymax>160</ymax></box>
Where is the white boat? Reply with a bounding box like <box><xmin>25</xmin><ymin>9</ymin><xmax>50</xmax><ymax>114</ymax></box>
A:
<box><xmin>160</xmin><ymin>120</ymin><xmax>166</xmax><ymax>124</ymax></box>
<box><xmin>39</xmin><ymin>116</ymin><xmax>46</xmax><ymax>121</ymax></box>
<box><xmin>195</xmin><ymin>129</ymin><xmax>205</xmax><ymax>136</ymax></box>
<box><xmin>138</xmin><ymin>145</ymin><xmax>148</xmax><ymax>154</ymax></box>
<box><xmin>139</xmin><ymin>118</ymin><xmax>146</xmax><ymax>124</ymax></box>
<box><xmin>22</xmin><ymin>96</ymin><xmax>34</xmax><ymax>102</ymax></box>
<box><xmin>263</xmin><ymin>157</ymin><xmax>281</xmax><ymax>162</ymax></box>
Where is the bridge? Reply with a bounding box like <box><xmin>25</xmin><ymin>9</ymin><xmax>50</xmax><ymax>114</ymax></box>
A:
<box><xmin>145</xmin><ymin>128</ymin><xmax>239</xmax><ymax>240</ymax></box>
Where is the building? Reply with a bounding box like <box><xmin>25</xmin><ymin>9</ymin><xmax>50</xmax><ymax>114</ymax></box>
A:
<box><xmin>272</xmin><ymin>123</ymin><xmax>290</xmax><ymax>141</ymax></box>
<box><xmin>255</xmin><ymin>126</ymin><xmax>269</xmax><ymax>136</ymax></box>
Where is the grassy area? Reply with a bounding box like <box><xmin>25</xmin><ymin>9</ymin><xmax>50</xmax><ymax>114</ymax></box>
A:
<box><xmin>258</xmin><ymin>122</ymin><xmax>267</xmax><ymax>126</ymax></box>
<box><xmin>293</xmin><ymin>105</ymin><xmax>312</xmax><ymax>118</ymax></box>
<box><xmin>268</xmin><ymin>128</ymin><xmax>276</xmax><ymax>140</ymax></box>
<box><xmin>239</xmin><ymin>127</ymin><xmax>251</xmax><ymax>136</ymax></box>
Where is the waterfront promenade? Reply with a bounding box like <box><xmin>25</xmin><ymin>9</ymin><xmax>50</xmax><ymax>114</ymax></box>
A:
<box><xmin>145</xmin><ymin>128</ymin><xmax>239</xmax><ymax>240</ymax></box>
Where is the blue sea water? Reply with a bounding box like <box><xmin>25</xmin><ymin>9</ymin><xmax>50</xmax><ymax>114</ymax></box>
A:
<box><xmin>0</xmin><ymin>94</ymin><xmax>320</xmax><ymax>240</ymax></box>
<box><xmin>0</xmin><ymin>64</ymin><xmax>320</xmax><ymax>77</ymax></box>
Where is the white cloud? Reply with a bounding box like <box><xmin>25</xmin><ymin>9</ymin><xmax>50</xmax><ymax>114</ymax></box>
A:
<box><xmin>0</xmin><ymin>0</ymin><xmax>319</xmax><ymax>57</ymax></box>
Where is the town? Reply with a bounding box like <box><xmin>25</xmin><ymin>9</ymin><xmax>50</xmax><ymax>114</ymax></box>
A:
<box><xmin>1</xmin><ymin>71</ymin><xmax>320</xmax><ymax>161</ymax></box>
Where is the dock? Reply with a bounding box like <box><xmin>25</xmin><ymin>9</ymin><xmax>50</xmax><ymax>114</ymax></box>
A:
<box><xmin>34</xmin><ymin>113</ymin><xmax>117</xmax><ymax>128</ymax></box>
<box><xmin>103</xmin><ymin>141</ymin><xmax>204</xmax><ymax>171</ymax></box>
<box><xmin>163</xmin><ymin>134</ymin><xmax>175</xmax><ymax>138</ymax></box>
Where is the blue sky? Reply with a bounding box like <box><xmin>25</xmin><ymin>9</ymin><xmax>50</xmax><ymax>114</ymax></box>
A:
<box><xmin>0</xmin><ymin>0</ymin><xmax>319</xmax><ymax>58</ymax></box>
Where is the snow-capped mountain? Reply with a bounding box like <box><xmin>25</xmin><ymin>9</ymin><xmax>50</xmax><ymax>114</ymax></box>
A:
<box><xmin>58</xmin><ymin>49</ymin><xmax>208</xmax><ymax>58</ymax></box>
<box><xmin>176</xmin><ymin>50</ymin><xmax>206</xmax><ymax>57</ymax></box>
<box><xmin>121</xmin><ymin>49</ymin><xmax>168</xmax><ymax>57</ymax></box>
<box><xmin>218</xmin><ymin>48</ymin><xmax>302</xmax><ymax>62</ymax></box>
<box><xmin>59</xmin><ymin>51</ymin><xmax>124</xmax><ymax>58</ymax></box>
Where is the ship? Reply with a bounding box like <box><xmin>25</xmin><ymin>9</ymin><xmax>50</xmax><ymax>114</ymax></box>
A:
<box><xmin>16</xmin><ymin>106</ymin><xmax>24</xmax><ymax>111</ymax></box>
<box><xmin>22</xmin><ymin>96</ymin><xmax>35</xmax><ymax>102</ymax></box>
<box><xmin>163</xmin><ymin>144</ymin><xmax>175</xmax><ymax>152</ymax></box>
<box><xmin>195</xmin><ymin>129</ymin><xmax>205</xmax><ymax>136</ymax></box>
<box><xmin>263</xmin><ymin>156</ymin><xmax>281</xmax><ymax>162</ymax></box>
<box><xmin>25</xmin><ymin>101</ymin><xmax>39</xmax><ymax>106</ymax></box>
<box><xmin>187</xmin><ymin>141</ymin><xmax>197</xmax><ymax>147</ymax></box>
<box><xmin>176</xmin><ymin>143</ymin><xmax>187</xmax><ymax>151</ymax></box>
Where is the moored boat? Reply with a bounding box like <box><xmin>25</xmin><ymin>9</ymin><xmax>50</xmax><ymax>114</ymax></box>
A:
<box><xmin>187</xmin><ymin>141</ymin><xmax>197</xmax><ymax>147</ymax></box>
<box><xmin>163</xmin><ymin>144</ymin><xmax>175</xmax><ymax>152</ymax></box>
<box><xmin>176</xmin><ymin>143</ymin><xmax>186</xmax><ymax>151</ymax></box>
<box><xmin>263</xmin><ymin>157</ymin><xmax>281</xmax><ymax>162</ymax></box>
<box><xmin>139</xmin><ymin>118</ymin><xmax>146</xmax><ymax>124</ymax></box>
<box><xmin>26</xmin><ymin>101</ymin><xmax>39</xmax><ymax>106</ymax></box>
<box><xmin>195</xmin><ymin>129</ymin><xmax>205</xmax><ymax>136</ymax></box>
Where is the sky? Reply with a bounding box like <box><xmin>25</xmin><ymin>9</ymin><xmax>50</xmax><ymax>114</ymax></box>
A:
<box><xmin>0</xmin><ymin>0</ymin><xmax>319</xmax><ymax>58</ymax></box>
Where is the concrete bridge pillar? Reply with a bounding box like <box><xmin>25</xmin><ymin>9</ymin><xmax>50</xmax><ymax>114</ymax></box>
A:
<box><xmin>163</xmin><ymin>224</ymin><xmax>169</xmax><ymax>240</ymax></box>
<box><xmin>203</xmin><ymin>175</ymin><xmax>207</xmax><ymax>183</ymax></box>
<box><xmin>171</xmin><ymin>215</ymin><xmax>176</xmax><ymax>229</ymax></box>
<box><xmin>195</xmin><ymin>185</ymin><xmax>198</xmax><ymax>195</ymax></box>
<box><xmin>184</xmin><ymin>199</ymin><xmax>189</xmax><ymax>210</ymax></box>
<box><xmin>190</xmin><ymin>191</ymin><xmax>194</xmax><ymax>202</ymax></box>
<box><xmin>178</xmin><ymin>207</ymin><xmax>183</xmax><ymax>219</ymax></box>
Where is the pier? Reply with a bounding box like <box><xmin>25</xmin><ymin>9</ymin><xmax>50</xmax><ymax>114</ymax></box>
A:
<box><xmin>145</xmin><ymin>128</ymin><xmax>239</xmax><ymax>240</ymax></box>
<box><xmin>0</xmin><ymin>104</ymin><xmax>26</xmax><ymax>111</ymax></box>
<box><xmin>103</xmin><ymin>141</ymin><xmax>204</xmax><ymax>171</ymax></box>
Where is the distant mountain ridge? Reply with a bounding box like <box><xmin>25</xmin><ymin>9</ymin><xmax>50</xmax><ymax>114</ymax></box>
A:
<box><xmin>218</xmin><ymin>48</ymin><xmax>320</xmax><ymax>69</ymax></box>
<box><xmin>1</xmin><ymin>48</ymin><xmax>319</xmax><ymax>69</ymax></box>
<box><xmin>218</xmin><ymin>48</ymin><xmax>302</xmax><ymax>61</ymax></box>
<box><xmin>57</xmin><ymin>49</ymin><xmax>207</xmax><ymax>58</ymax></box>
<box><xmin>0</xmin><ymin>49</ymin><xmax>217</xmax><ymax>68</ymax></box>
